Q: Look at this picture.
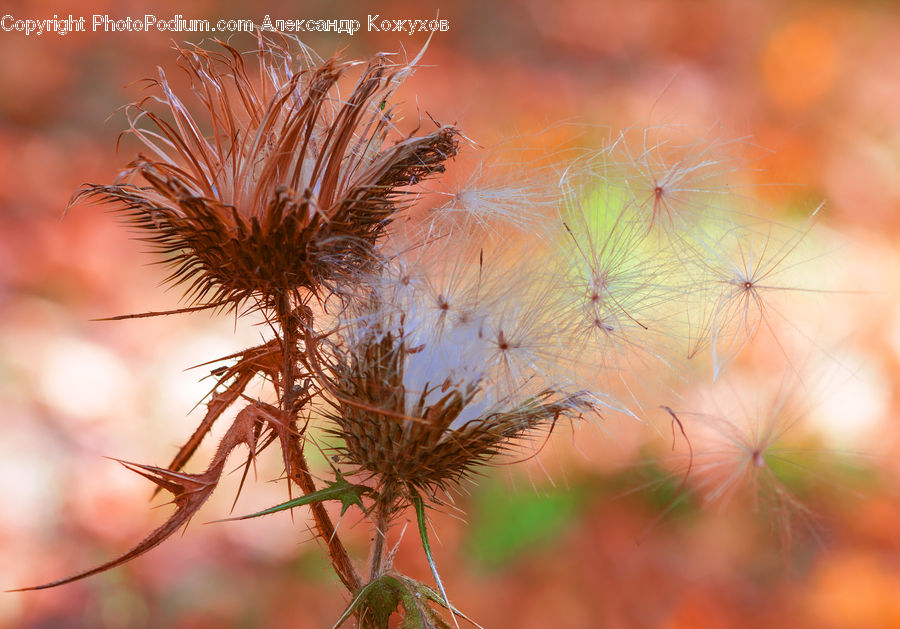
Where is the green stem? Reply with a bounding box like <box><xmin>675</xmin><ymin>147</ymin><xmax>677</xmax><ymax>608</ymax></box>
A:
<box><xmin>411</xmin><ymin>490</ymin><xmax>458</xmax><ymax>629</ymax></box>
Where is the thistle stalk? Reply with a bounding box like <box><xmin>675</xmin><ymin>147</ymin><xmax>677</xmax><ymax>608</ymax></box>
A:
<box><xmin>277</xmin><ymin>297</ymin><xmax>362</xmax><ymax>593</ymax></box>
<box><xmin>368</xmin><ymin>499</ymin><xmax>393</xmax><ymax>581</ymax></box>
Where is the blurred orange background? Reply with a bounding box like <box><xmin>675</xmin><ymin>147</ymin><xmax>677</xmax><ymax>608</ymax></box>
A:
<box><xmin>2</xmin><ymin>1</ymin><xmax>900</xmax><ymax>628</ymax></box>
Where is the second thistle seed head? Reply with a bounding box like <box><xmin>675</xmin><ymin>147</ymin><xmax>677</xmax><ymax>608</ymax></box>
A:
<box><xmin>323</xmin><ymin>250</ymin><xmax>592</xmax><ymax>503</ymax></box>
<box><xmin>327</xmin><ymin>326</ymin><xmax>587</xmax><ymax>501</ymax></box>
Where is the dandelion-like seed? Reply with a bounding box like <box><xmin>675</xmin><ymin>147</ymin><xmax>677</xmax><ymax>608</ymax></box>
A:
<box><xmin>430</xmin><ymin>145</ymin><xmax>571</xmax><ymax>238</ymax></box>
<box><xmin>687</xmin><ymin>210</ymin><xmax>822</xmax><ymax>379</ymax></box>
<box><xmin>607</xmin><ymin>126</ymin><xmax>747</xmax><ymax>233</ymax></box>
<box><xmin>662</xmin><ymin>379</ymin><xmax>825</xmax><ymax>550</ymax></box>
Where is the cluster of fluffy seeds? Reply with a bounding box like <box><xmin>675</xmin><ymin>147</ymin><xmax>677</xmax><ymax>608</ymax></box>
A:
<box><xmin>317</xmin><ymin>129</ymin><xmax>823</xmax><ymax>502</ymax></box>
<box><xmin>323</xmin><ymin>245</ymin><xmax>593</xmax><ymax>502</ymax></box>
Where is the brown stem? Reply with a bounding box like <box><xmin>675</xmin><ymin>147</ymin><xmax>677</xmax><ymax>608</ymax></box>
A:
<box><xmin>368</xmin><ymin>500</ymin><xmax>392</xmax><ymax>581</ymax></box>
<box><xmin>288</xmin><ymin>440</ymin><xmax>363</xmax><ymax>592</ymax></box>
<box><xmin>277</xmin><ymin>297</ymin><xmax>362</xmax><ymax>593</ymax></box>
<box><xmin>278</xmin><ymin>294</ymin><xmax>297</xmax><ymax>411</ymax></box>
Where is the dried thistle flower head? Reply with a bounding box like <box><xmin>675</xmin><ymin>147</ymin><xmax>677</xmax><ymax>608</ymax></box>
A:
<box><xmin>74</xmin><ymin>35</ymin><xmax>458</xmax><ymax>310</ymax></box>
<box><xmin>324</xmin><ymin>249</ymin><xmax>592</xmax><ymax>504</ymax></box>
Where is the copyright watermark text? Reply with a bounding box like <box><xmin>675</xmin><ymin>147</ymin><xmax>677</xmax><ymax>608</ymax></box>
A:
<box><xmin>0</xmin><ymin>13</ymin><xmax>450</xmax><ymax>37</ymax></box>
